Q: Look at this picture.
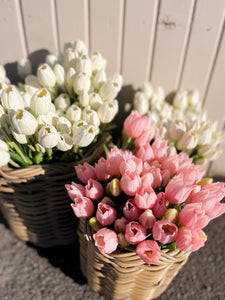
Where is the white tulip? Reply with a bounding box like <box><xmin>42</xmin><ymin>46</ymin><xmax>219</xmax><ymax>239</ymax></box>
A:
<box><xmin>0</xmin><ymin>82</ymin><xmax>7</xmax><ymax>98</ymax></box>
<box><xmin>50</xmin><ymin>103</ymin><xmax>56</xmax><ymax>113</ymax></box>
<box><xmin>167</xmin><ymin>145</ymin><xmax>177</xmax><ymax>156</ymax></box>
<box><xmin>0</xmin><ymin>65</ymin><xmax>6</xmax><ymax>82</ymax></box>
<box><xmin>54</xmin><ymin>64</ymin><xmax>65</xmax><ymax>85</ymax></box>
<box><xmin>198</xmin><ymin>145</ymin><xmax>222</xmax><ymax>161</ymax></box>
<box><xmin>54</xmin><ymin>93</ymin><xmax>70</xmax><ymax>112</ymax></box>
<box><xmin>147</xmin><ymin>111</ymin><xmax>160</xmax><ymax>124</ymax></box>
<box><xmin>133</xmin><ymin>91</ymin><xmax>149</xmax><ymax>115</ymax></box>
<box><xmin>17</xmin><ymin>58</ymin><xmax>32</xmax><ymax>79</ymax></box>
<box><xmin>172</xmin><ymin>108</ymin><xmax>184</xmax><ymax>121</ymax></box>
<box><xmin>108</xmin><ymin>73</ymin><xmax>123</xmax><ymax>89</ymax></box>
<box><xmin>173</xmin><ymin>91</ymin><xmax>188</xmax><ymax>110</ymax></box>
<box><xmin>97</xmin><ymin>99</ymin><xmax>118</xmax><ymax>123</ymax></box>
<box><xmin>66</xmin><ymin>67</ymin><xmax>76</xmax><ymax>86</ymax></box>
<box><xmin>91</xmin><ymin>52</ymin><xmax>105</xmax><ymax>72</ymax></box>
<box><xmin>198</xmin><ymin>122</ymin><xmax>213</xmax><ymax>146</ymax></box>
<box><xmin>0</xmin><ymin>104</ymin><xmax>5</xmax><ymax>118</ymax></box>
<box><xmin>10</xmin><ymin>109</ymin><xmax>38</xmax><ymax>135</ymax></box>
<box><xmin>159</xmin><ymin>103</ymin><xmax>173</xmax><ymax>121</ymax></box>
<box><xmin>30</xmin><ymin>88</ymin><xmax>52</xmax><ymax>115</ymax></box>
<box><xmin>79</xmin><ymin>90</ymin><xmax>89</xmax><ymax>107</ymax></box>
<box><xmin>1</xmin><ymin>85</ymin><xmax>25</xmax><ymax>111</ymax></box>
<box><xmin>82</xmin><ymin>107</ymin><xmax>100</xmax><ymax>127</ymax></box>
<box><xmin>75</xmin><ymin>54</ymin><xmax>92</xmax><ymax>76</ymax></box>
<box><xmin>72</xmin><ymin>120</ymin><xmax>88</xmax><ymax>135</ymax></box>
<box><xmin>93</xmin><ymin>69</ymin><xmax>107</xmax><ymax>89</ymax></box>
<box><xmin>169</xmin><ymin>120</ymin><xmax>186</xmax><ymax>140</ymax></box>
<box><xmin>74</xmin><ymin>40</ymin><xmax>88</xmax><ymax>55</ymax></box>
<box><xmin>24</xmin><ymin>75</ymin><xmax>42</xmax><ymax>95</ymax></box>
<box><xmin>45</xmin><ymin>54</ymin><xmax>58</xmax><ymax>68</ymax></box>
<box><xmin>177</xmin><ymin>131</ymin><xmax>198</xmax><ymax>150</ymax></box>
<box><xmin>37</xmin><ymin>63</ymin><xmax>56</xmax><ymax>87</ymax></box>
<box><xmin>11</xmin><ymin>128</ymin><xmax>28</xmax><ymax>144</ymax></box>
<box><xmin>56</xmin><ymin>116</ymin><xmax>71</xmax><ymax>134</ymax></box>
<box><xmin>74</xmin><ymin>72</ymin><xmax>91</xmax><ymax>94</ymax></box>
<box><xmin>56</xmin><ymin>109</ymin><xmax>65</xmax><ymax>117</ymax></box>
<box><xmin>99</xmin><ymin>81</ymin><xmax>120</xmax><ymax>101</ymax></box>
<box><xmin>142</xmin><ymin>82</ymin><xmax>154</xmax><ymax>99</ymax></box>
<box><xmin>64</xmin><ymin>48</ymin><xmax>78</xmax><ymax>70</ymax></box>
<box><xmin>73</xmin><ymin>124</ymin><xmax>97</xmax><ymax>147</ymax></box>
<box><xmin>0</xmin><ymin>139</ymin><xmax>8</xmax><ymax>151</ymax></box>
<box><xmin>63</xmin><ymin>41</ymin><xmax>74</xmax><ymax>53</ymax></box>
<box><xmin>66</xmin><ymin>104</ymin><xmax>81</xmax><ymax>122</ymax></box>
<box><xmin>155</xmin><ymin>126</ymin><xmax>168</xmax><ymax>140</ymax></box>
<box><xmin>37</xmin><ymin>112</ymin><xmax>59</xmax><ymax>127</ymax></box>
<box><xmin>21</xmin><ymin>91</ymin><xmax>32</xmax><ymax>108</ymax></box>
<box><xmin>151</xmin><ymin>86</ymin><xmax>165</xmax><ymax>105</ymax></box>
<box><xmin>38</xmin><ymin>125</ymin><xmax>59</xmax><ymax>148</ymax></box>
<box><xmin>57</xmin><ymin>133</ymin><xmax>73</xmax><ymax>151</ymax></box>
<box><xmin>0</xmin><ymin>147</ymin><xmax>10</xmax><ymax>166</ymax></box>
<box><xmin>187</xmin><ymin>90</ymin><xmax>199</xmax><ymax>107</ymax></box>
<box><xmin>89</xmin><ymin>92</ymin><xmax>103</xmax><ymax>110</ymax></box>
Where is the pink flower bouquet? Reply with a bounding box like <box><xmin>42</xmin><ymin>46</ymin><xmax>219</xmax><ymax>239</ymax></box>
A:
<box><xmin>67</xmin><ymin>110</ymin><xmax>225</xmax><ymax>265</ymax></box>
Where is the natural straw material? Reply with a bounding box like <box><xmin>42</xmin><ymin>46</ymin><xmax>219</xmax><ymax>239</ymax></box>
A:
<box><xmin>0</xmin><ymin>133</ymin><xmax>111</xmax><ymax>247</ymax></box>
<box><xmin>78</xmin><ymin>219</ymin><xmax>190</xmax><ymax>300</ymax></box>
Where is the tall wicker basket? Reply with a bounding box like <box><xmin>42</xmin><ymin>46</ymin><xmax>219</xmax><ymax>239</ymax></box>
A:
<box><xmin>0</xmin><ymin>133</ymin><xmax>111</xmax><ymax>248</ymax></box>
<box><xmin>78</xmin><ymin>219</ymin><xmax>190</xmax><ymax>300</ymax></box>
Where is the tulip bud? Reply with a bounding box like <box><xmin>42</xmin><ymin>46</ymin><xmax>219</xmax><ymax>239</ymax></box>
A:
<box><xmin>17</xmin><ymin>58</ymin><xmax>32</xmax><ymax>79</ymax></box>
<box><xmin>57</xmin><ymin>132</ymin><xmax>73</xmax><ymax>151</ymax></box>
<box><xmin>37</xmin><ymin>112</ymin><xmax>58</xmax><ymax>127</ymax></box>
<box><xmin>0</xmin><ymin>65</ymin><xmax>7</xmax><ymax>82</ymax></box>
<box><xmin>79</xmin><ymin>90</ymin><xmax>89</xmax><ymax>107</ymax></box>
<box><xmin>73</xmin><ymin>124</ymin><xmax>97</xmax><ymax>147</ymax></box>
<box><xmin>198</xmin><ymin>122</ymin><xmax>213</xmax><ymax>146</ymax></box>
<box><xmin>10</xmin><ymin>109</ymin><xmax>38</xmax><ymax>135</ymax></box>
<box><xmin>30</xmin><ymin>88</ymin><xmax>52</xmax><ymax>115</ymax></box>
<box><xmin>64</xmin><ymin>48</ymin><xmax>78</xmax><ymax>70</ymax></box>
<box><xmin>164</xmin><ymin>208</ymin><xmax>178</xmax><ymax>223</ymax></box>
<box><xmin>24</xmin><ymin>75</ymin><xmax>42</xmax><ymax>95</ymax></box>
<box><xmin>0</xmin><ymin>104</ymin><xmax>5</xmax><ymax>118</ymax></box>
<box><xmin>11</xmin><ymin>128</ymin><xmax>28</xmax><ymax>144</ymax></box>
<box><xmin>37</xmin><ymin>63</ymin><xmax>56</xmax><ymax>88</ymax></box>
<box><xmin>177</xmin><ymin>131</ymin><xmax>198</xmax><ymax>150</ymax></box>
<box><xmin>151</xmin><ymin>86</ymin><xmax>165</xmax><ymax>104</ymax></box>
<box><xmin>89</xmin><ymin>217</ymin><xmax>103</xmax><ymax>232</ymax></box>
<box><xmin>74</xmin><ymin>40</ymin><xmax>88</xmax><ymax>55</ymax></box>
<box><xmin>72</xmin><ymin>120</ymin><xmax>88</xmax><ymax>135</ymax></box>
<box><xmin>54</xmin><ymin>93</ymin><xmax>70</xmax><ymax>112</ymax></box>
<box><xmin>96</xmin><ymin>202</ymin><xmax>117</xmax><ymax>226</ymax></box>
<box><xmin>0</xmin><ymin>140</ymin><xmax>10</xmax><ymax>167</ymax></box>
<box><xmin>89</xmin><ymin>92</ymin><xmax>103</xmax><ymax>110</ymax></box>
<box><xmin>139</xmin><ymin>209</ymin><xmax>156</xmax><ymax>229</ymax></box>
<box><xmin>198</xmin><ymin>145</ymin><xmax>222</xmax><ymax>161</ymax></box>
<box><xmin>38</xmin><ymin>125</ymin><xmax>59</xmax><ymax>148</ymax></box>
<box><xmin>187</xmin><ymin>90</ymin><xmax>199</xmax><ymax>107</ymax></box>
<box><xmin>142</xmin><ymin>82</ymin><xmax>154</xmax><ymax>99</ymax></box>
<box><xmin>66</xmin><ymin>104</ymin><xmax>81</xmax><ymax>123</ymax></box>
<box><xmin>56</xmin><ymin>116</ymin><xmax>71</xmax><ymax>134</ymax></box>
<box><xmin>99</xmin><ymin>81</ymin><xmax>120</xmax><ymax>101</ymax></box>
<box><xmin>118</xmin><ymin>233</ymin><xmax>129</xmax><ymax>248</ymax></box>
<box><xmin>169</xmin><ymin>120</ymin><xmax>186</xmax><ymax>140</ymax></box>
<box><xmin>74</xmin><ymin>72</ymin><xmax>91</xmax><ymax>94</ymax></box>
<box><xmin>54</xmin><ymin>64</ymin><xmax>65</xmax><ymax>85</ymax></box>
<box><xmin>114</xmin><ymin>217</ymin><xmax>129</xmax><ymax>233</ymax></box>
<box><xmin>66</xmin><ymin>67</ymin><xmax>76</xmax><ymax>86</ymax></box>
<box><xmin>133</xmin><ymin>91</ymin><xmax>149</xmax><ymax>115</ymax></box>
<box><xmin>91</xmin><ymin>51</ymin><xmax>105</xmax><ymax>73</ymax></box>
<box><xmin>82</xmin><ymin>107</ymin><xmax>100</xmax><ymax>127</ymax></box>
<box><xmin>106</xmin><ymin>178</ymin><xmax>122</xmax><ymax>197</ymax></box>
<box><xmin>0</xmin><ymin>81</ymin><xmax>7</xmax><ymax>97</ymax></box>
<box><xmin>97</xmin><ymin>99</ymin><xmax>118</xmax><ymax>123</ymax></box>
<box><xmin>45</xmin><ymin>54</ymin><xmax>58</xmax><ymax>68</ymax></box>
<box><xmin>173</xmin><ymin>91</ymin><xmax>188</xmax><ymax>110</ymax></box>
<box><xmin>75</xmin><ymin>54</ymin><xmax>92</xmax><ymax>76</ymax></box>
<box><xmin>93</xmin><ymin>69</ymin><xmax>107</xmax><ymax>89</ymax></box>
<box><xmin>1</xmin><ymin>85</ymin><xmax>25</xmax><ymax>111</ymax></box>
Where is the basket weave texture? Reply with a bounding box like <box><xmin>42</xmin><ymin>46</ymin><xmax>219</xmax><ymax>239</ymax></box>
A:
<box><xmin>78</xmin><ymin>219</ymin><xmax>190</xmax><ymax>300</ymax></box>
<box><xmin>0</xmin><ymin>133</ymin><xmax>111</xmax><ymax>247</ymax></box>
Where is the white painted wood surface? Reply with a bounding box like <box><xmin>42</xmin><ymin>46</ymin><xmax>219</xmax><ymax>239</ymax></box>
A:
<box><xmin>0</xmin><ymin>0</ymin><xmax>225</xmax><ymax>176</ymax></box>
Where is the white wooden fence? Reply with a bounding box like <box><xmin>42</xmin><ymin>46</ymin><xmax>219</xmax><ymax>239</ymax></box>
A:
<box><xmin>0</xmin><ymin>0</ymin><xmax>225</xmax><ymax>176</ymax></box>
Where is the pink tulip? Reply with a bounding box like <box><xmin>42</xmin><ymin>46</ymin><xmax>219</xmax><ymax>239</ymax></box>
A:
<box><xmin>85</xmin><ymin>179</ymin><xmax>104</xmax><ymax>201</ymax></box>
<box><xmin>165</xmin><ymin>174</ymin><xmax>195</xmax><ymax>204</ymax></box>
<box><xmin>177</xmin><ymin>164</ymin><xmax>205</xmax><ymax>185</ymax></box>
<box><xmin>125</xmin><ymin>221</ymin><xmax>146</xmax><ymax>245</ymax></box>
<box><xmin>93</xmin><ymin>228</ymin><xmax>119</xmax><ymax>254</ymax></box>
<box><xmin>139</xmin><ymin>209</ymin><xmax>156</xmax><ymax>229</ymax></box>
<box><xmin>70</xmin><ymin>196</ymin><xmax>95</xmax><ymax>218</ymax></box>
<box><xmin>152</xmin><ymin>192</ymin><xmax>167</xmax><ymax>218</ymax></box>
<box><xmin>177</xmin><ymin>152</ymin><xmax>193</xmax><ymax>170</ymax></box>
<box><xmin>114</xmin><ymin>217</ymin><xmax>129</xmax><ymax>233</ymax></box>
<box><xmin>149</xmin><ymin>166</ymin><xmax>162</xmax><ymax>189</ymax></box>
<box><xmin>134</xmin><ymin>186</ymin><xmax>157</xmax><ymax>210</ymax></box>
<box><xmin>153</xmin><ymin>220</ymin><xmax>178</xmax><ymax>244</ymax></box>
<box><xmin>96</xmin><ymin>202</ymin><xmax>117</xmax><ymax>226</ymax></box>
<box><xmin>120</xmin><ymin>156</ymin><xmax>143</xmax><ymax>176</ymax></box>
<box><xmin>75</xmin><ymin>162</ymin><xmax>96</xmax><ymax>184</ymax></box>
<box><xmin>151</xmin><ymin>139</ymin><xmax>168</xmax><ymax>163</ymax></box>
<box><xmin>106</xmin><ymin>146</ymin><xmax>124</xmax><ymax>176</ymax></box>
<box><xmin>161</xmin><ymin>169</ymin><xmax>171</xmax><ymax>186</ymax></box>
<box><xmin>136</xmin><ymin>240</ymin><xmax>161</xmax><ymax>265</ymax></box>
<box><xmin>120</xmin><ymin>172</ymin><xmax>142</xmax><ymax>196</ymax></box>
<box><xmin>135</xmin><ymin>144</ymin><xmax>155</xmax><ymax>163</ymax></box>
<box><xmin>206</xmin><ymin>202</ymin><xmax>225</xmax><ymax>220</ymax></box>
<box><xmin>123</xmin><ymin>110</ymin><xmax>148</xmax><ymax>138</ymax></box>
<box><xmin>94</xmin><ymin>157</ymin><xmax>110</xmax><ymax>181</ymax></box>
<box><xmin>179</xmin><ymin>203</ymin><xmax>210</xmax><ymax>229</ymax></box>
<box><xmin>123</xmin><ymin>199</ymin><xmax>143</xmax><ymax>221</ymax></box>
<box><xmin>161</xmin><ymin>155</ymin><xmax>179</xmax><ymax>176</ymax></box>
<box><xmin>135</xmin><ymin>118</ymin><xmax>156</xmax><ymax>148</ymax></box>
<box><xmin>65</xmin><ymin>182</ymin><xmax>85</xmax><ymax>201</ymax></box>
<box><xmin>176</xmin><ymin>227</ymin><xmax>206</xmax><ymax>252</ymax></box>
<box><xmin>141</xmin><ymin>173</ymin><xmax>154</xmax><ymax>189</ymax></box>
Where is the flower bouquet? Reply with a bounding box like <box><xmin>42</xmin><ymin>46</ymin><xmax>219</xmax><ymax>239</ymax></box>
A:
<box><xmin>68</xmin><ymin>111</ymin><xmax>225</xmax><ymax>300</ymax></box>
<box><xmin>0</xmin><ymin>40</ymin><xmax>121</xmax><ymax>247</ymax></box>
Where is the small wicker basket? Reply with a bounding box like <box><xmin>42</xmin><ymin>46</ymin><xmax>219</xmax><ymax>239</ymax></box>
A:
<box><xmin>78</xmin><ymin>219</ymin><xmax>190</xmax><ymax>300</ymax></box>
<box><xmin>0</xmin><ymin>133</ymin><xmax>111</xmax><ymax>247</ymax></box>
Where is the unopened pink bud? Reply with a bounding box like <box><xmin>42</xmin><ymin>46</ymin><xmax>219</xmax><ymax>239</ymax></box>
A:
<box><xmin>71</xmin><ymin>196</ymin><xmax>95</xmax><ymax>218</ymax></box>
<box><xmin>118</xmin><ymin>233</ymin><xmax>130</xmax><ymax>248</ymax></box>
<box><xmin>139</xmin><ymin>209</ymin><xmax>156</xmax><ymax>229</ymax></box>
<box><xmin>85</xmin><ymin>179</ymin><xmax>104</xmax><ymax>201</ymax></box>
<box><xmin>96</xmin><ymin>202</ymin><xmax>117</xmax><ymax>226</ymax></box>
<box><xmin>136</xmin><ymin>240</ymin><xmax>161</xmax><ymax>265</ymax></box>
<box><xmin>125</xmin><ymin>221</ymin><xmax>146</xmax><ymax>245</ymax></box>
<box><xmin>152</xmin><ymin>192</ymin><xmax>167</xmax><ymax>218</ymax></box>
<box><xmin>114</xmin><ymin>217</ymin><xmax>129</xmax><ymax>233</ymax></box>
<box><xmin>123</xmin><ymin>198</ymin><xmax>142</xmax><ymax>220</ymax></box>
<box><xmin>164</xmin><ymin>208</ymin><xmax>178</xmax><ymax>223</ymax></box>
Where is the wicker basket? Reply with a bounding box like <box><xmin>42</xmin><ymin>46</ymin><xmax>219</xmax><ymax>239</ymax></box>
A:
<box><xmin>78</xmin><ymin>219</ymin><xmax>190</xmax><ymax>300</ymax></box>
<box><xmin>0</xmin><ymin>133</ymin><xmax>111</xmax><ymax>247</ymax></box>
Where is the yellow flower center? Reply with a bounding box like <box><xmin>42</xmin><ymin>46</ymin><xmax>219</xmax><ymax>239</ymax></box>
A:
<box><xmin>38</xmin><ymin>89</ymin><xmax>47</xmax><ymax>98</ymax></box>
<box><xmin>45</xmin><ymin>127</ymin><xmax>51</xmax><ymax>133</ymax></box>
<box><xmin>41</xmin><ymin>65</ymin><xmax>47</xmax><ymax>70</ymax></box>
<box><xmin>16</xmin><ymin>110</ymin><xmax>24</xmax><ymax>120</ymax></box>
<box><xmin>6</xmin><ymin>86</ymin><xmax>13</xmax><ymax>93</ymax></box>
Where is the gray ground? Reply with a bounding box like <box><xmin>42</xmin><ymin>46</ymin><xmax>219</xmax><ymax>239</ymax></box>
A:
<box><xmin>0</xmin><ymin>209</ymin><xmax>224</xmax><ymax>300</ymax></box>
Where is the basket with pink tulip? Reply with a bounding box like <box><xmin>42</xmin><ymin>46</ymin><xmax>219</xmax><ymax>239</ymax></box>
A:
<box><xmin>68</xmin><ymin>110</ymin><xmax>225</xmax><ymax>300</ymax></box>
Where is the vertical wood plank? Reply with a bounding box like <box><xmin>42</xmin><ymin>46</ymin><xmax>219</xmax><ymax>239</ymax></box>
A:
<box><xmin>122</xmin><ymin>0</ymin><xmax>159</xmax><ymax>88</ymax></box>
<box><xmin>179</xmin><ymin>0</ymin><xmax>225</xmax><ymax>102</ymax></box>
<box><xmin>151</xmin><ymin>0</ymin><xmax>195</xmax><ymax>93</ymax></box>
<box><xmin>89</xmin><ymin>0</ymin><xmax>124</xmax><ymax>75</ymax></box>
<box><xmin>21</xmin><ymin>0</ymin><xmax>59</xmax><ymax>69</ymax></box>
<box><xmin>56</xmin><ymin>0</ymin><xmax>89</xmax><ymax>52</ymax></box>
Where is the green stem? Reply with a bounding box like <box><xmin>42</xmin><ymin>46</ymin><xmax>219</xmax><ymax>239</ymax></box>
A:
<box><xmin>122</xmin><ymin>135</ymin><xmax>132</xmax><ymax>150</ymax></box>
<box><xmin>9</xmin><ymin>159</ymin><xmax>20</xmax><ymax>168</ymax></box>
<box><xmin>11</xmin><ymin>142</ymin><xmax>32</xmax><ymax>164</ymax></box>
<box><xmin>28</xmin><ymin>144</ymin><xmax>36</xmax><ymax>152</ymax></box>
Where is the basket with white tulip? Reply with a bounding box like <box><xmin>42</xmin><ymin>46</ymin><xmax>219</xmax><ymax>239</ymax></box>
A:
<box><xmin>0</xmin><ymin>40</ymin><xmax>121</xmax><ymax>247</ymax></box>
<box><xmin>133</xmin><ymin>82</ymin><xmax>225</xmax><ymax>168</ymax></box>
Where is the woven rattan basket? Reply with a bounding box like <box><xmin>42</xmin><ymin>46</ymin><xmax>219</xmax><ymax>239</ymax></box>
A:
<box><xmin>0</xmin><ymin>133</ymin><xmax>111</xmax><ymax>248</ymax></box>
<box><xmin>78</xmin><ymin>219</ymin><xmax>190</xmax><ymax>300</ymax></box>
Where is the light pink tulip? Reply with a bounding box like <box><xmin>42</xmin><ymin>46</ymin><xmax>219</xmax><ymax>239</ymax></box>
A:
<box><xmin>120</xmin><ymin>172</ymin><xmax>142</xmax><ymax>196</ymax></box>
<box><xmin>149</xmin><ymin>166</ymin><xmax>162</xmax><ymax>189</ymax></box>
<box><xmin>70</xmin><ymin>196</ymin><xmax>95</xmax><ymax>218</ymax></box>
<box><xmin>123</xmin><ymin>110</ymin><xmax>148</xmax><ymax>138</ymax></box>
<box><xmin>85</xmin><ymin>179</ymin><xmax>104</xmax><ymax>201</ymax></box>
<box><xmin>139</xmin><ymin>209</ymin><xmax>156</xmax><ymax>229</ymax></box>
<box><xmin>114</xmin><ymin>217</ymin><xmax>129</xmax><ymax>233</ymax></box>
<box><xmin>106</xmin><ymin>146</ymin><xmax>124</xmax><ymax>176</ymax></box>
<box><xmin>65</xmin><ymin>181</ymin><xmax>85</xmax><ymax>201</ymax></box>
<box><xmin>96</xmin><ymin>202</ymin><xmax>117</xmax><ymax>226</ymax></box>
<box><xmin>165</xmin><ymin>174</ymin><xmax>195</xmax><ymax>204</ymax></box>
<box><xmin>179</xmin><ymin>203</ymin><xmax>210</xmax><ymax>229</ymax></box>
<box><xmin>161</xmin><ymin>155</ymin><xmax>179</xmax><ymax>176</ymax></box>
<box><xmin>134</xmin><ymin>186</ymin><xmax>157</xmax><ymax>210</ymax></box>
<box><xmin>152</xmin><ymin>192</ymin><xmax>167</xmax><ymax>218</ymax></box>
<box><xmin>177</xmin><ymin>164</ymin><xmax>205</xmax><ymax>185</ymax></box>
<box><xmin>136</xmin><ymin>240</ymin><xmax>161</xmax><ymax>265</ymax></box>
<box><xmin>141</xmin><ymin>173</ymin><xmax>154</xmax><ymax>189</ymax></box>
<box><xmin>75</xmin><ymin>162</ymin><xmax>96</xmax><ymax>184</ymax></box>
<box><xmin>120</xmin><ymin>156</ymin><xmax>143</xmax><ymax>176</ymax></box>
<box><xmin>135</xmin><ymin>144</ymin><xmax>155</xmax><ymax>163</ymax></box>
<box><xmin>125</xmin><ymin>221</ymin><xmax>146</xmax><ymax>245</ymax></box>
<box><xmin>94</xmin><ymin>157</ymin><xmax>110</xmax><ymax>181</ymax></box>
<box><xmin>206</xmin><ymin>202</ymin><xmax>225</xmax><ymax>220</ymax></box>
<box><xmin>177</xmin><ymin>152</ymin><xmax>193</xmax><ymax>171</ymax></box>
<box><xmin>151</xmin><ymin>139</ymin><xmax>168</xmax><ymax>163</ymax></box>
<box><xmin>161</xmin><ymin>169</ymin><xmax>171</xmax><ymax>187</ymax></box>
<box><xmin>176</xmin><ymin>227</ymin><xmax>206</xmax><ymax>252</ymax></box>
<box><xmin>123</xmin><ymin>199</ymin><xmax>143</xmax><ymax>221</ymax></box>
<box><xmin>135</xmin><ymin>118</ymin><xmax>156</xmax><ymax>148</ymax></box>
<box><xmin>153</xmin><ymin>220</ymin><xmax>178</xmax><ymax>244</ymax></box>
<box><xmin>93</xmin><ymin>228</ymin><xmax>119</xmax><ymax>254</ymax></box>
